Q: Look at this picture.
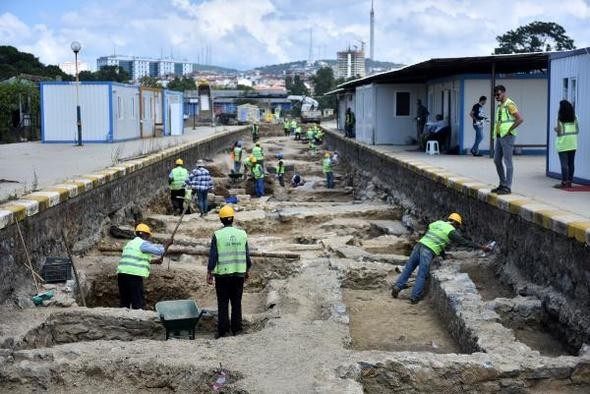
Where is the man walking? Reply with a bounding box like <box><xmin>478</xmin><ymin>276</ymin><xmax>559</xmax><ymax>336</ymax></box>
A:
<box><xmin>168</xmin><ymin>159</ymin><xmax>189</xmax><ymax>215</ymax></box>
<box><xmin>322</xmin><ymin>152</ymin><xmax>334</xmax><ymax>189</ymax></box>
<box><xmin>117</xmin><ymin>224</ymin><xmax>171</xmax><ymax>309</ymax></box>
<box><xmin>391</xmin><ymin>213</ymin><xmax>490</xmax><ymax>304</ymax></box>
<box><xmin>207</xmin><ymin>205</ymin><xmax>252</xmax><ymax>338</ymax></box>
<box><xmin>251</xmin><ymin>121</ymin><xmax>260</xmax><ymax>142</ymax></box>
<box><xmin>469</xmin><ymin>96</ymin><xmax>487</xmax><ymax>156</ymax></box>
<box><xmin>277</xmin><ymin>160</ymin><xmax>285</xmax><ymax>187</ymax></box>
<box><xmin>186</xmin><ymin>160</ymin><xmax>213</xmax><ymax>216</ymax></box>
<box><xmin>492</xmin><ymin>85</ymin><xmax>523</xmax><ymax>195</ymax></box>
<box><xmin>233</xmin><ymin>142</ymin><xmax>243</xmax><ymax>173</ymax></box>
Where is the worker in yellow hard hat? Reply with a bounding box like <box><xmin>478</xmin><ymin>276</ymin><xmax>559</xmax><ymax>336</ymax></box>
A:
<box><xmin>116</xmin><ymin>223</ymin><xmax>172</xmax><ymax>309</ymax></box>
<box><xmin>251</xmin><ymin>156</ymin><xmax>265</xmax><ymax>197</ymax></box>
<box><xmin>322</xmin><ymin>151</ymin><xmax>334</xmax><ymax>189</ymax></box>
<box><xmin>391</xmin><ymin>213</ymin><xmax>491</xmax><ymax>304</ymax></box>
<box><xmin>207</xmin><ymin>205</ymin><xmax>252</xmax><ymax>339</ymax></box>
<box><xmin>169</xmin><ymin>158</ymin><xmax>189</xmax><ymax>215</ymax></box>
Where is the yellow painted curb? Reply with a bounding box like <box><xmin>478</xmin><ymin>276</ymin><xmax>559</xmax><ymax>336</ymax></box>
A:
<box><xmin>2</xmin><ymin>204</ymin><xmax>26</xmax><ymax>222</ymax></box>
<box><xmin>568</xmin><ymin>222</ymin><xmax>590</xmax><ymax>243</ymax></box>
<box><xmin>22</xmin><ymin>194</ymin><xmax>50</xmax><ymax>211</ymax></box>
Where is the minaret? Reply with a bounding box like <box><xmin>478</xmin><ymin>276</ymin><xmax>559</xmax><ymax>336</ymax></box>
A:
<box><xmin>370</xmin><ymin>0</ymin><xmax>375</xmax><ymax>61</ymax></box>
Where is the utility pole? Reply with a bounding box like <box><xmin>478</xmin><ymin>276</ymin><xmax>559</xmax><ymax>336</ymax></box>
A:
<box><xmin>71</xmin><ymin>41</ymin><xmax>83</xmax><ymax>146</ymax></box>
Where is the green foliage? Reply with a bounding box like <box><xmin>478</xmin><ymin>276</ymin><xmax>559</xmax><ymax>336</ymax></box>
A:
<box><xmin>312</xmin><ymin>67</ymin><xmax>337</xmax><ymax>109</ymax></box>
<box><xmin>139</xmin><ymin>76</ymin><xmax>161</xmax><ymax>88</ymax></box>
<box><xmin>0</xmin><ymin>79</ymin><xmax>40</xmax><ymax>143</ymax></box>
<box><xmin>167</xmin><ymin>77</ymin><xmax>197</xmax><ymax>92</ymax></box>
<box><xmin>494</xmin><ymin>21</ymin><xmax>575</xmax><ymax>54</ymax></box>
<box><xmin>83</xmin><ymin>66</ymin><xmax>131</xmax><ymax>82</ymax></box>
<box><xmin>0</xmin><ymin>45</ymin><xmax>71</xmax><ymax>81</ymax></box>
<box><xmin>285</xmin><ymin>74</ymin><xmax>309</xmax><ymax>96</ymax></box>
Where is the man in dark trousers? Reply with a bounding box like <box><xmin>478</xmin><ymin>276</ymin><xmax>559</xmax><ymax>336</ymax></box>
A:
<box><xmin>469</xmin><ymin>96</ymin><xmax>487</xmax><ymax>156</ymax></box>
<box><xmin>168</xmin><ymin>158</ymin><xmax>189</xmax><ymax>215</ymax></box>
<box><xmin>207</xmin><ymin>205</ymin><xmax>252</xmax><ymax>338</ymax></box>
<box><xmin>117</xmin><ymin>223</ymin><xmax>171</xmax><ymax>309</ymax></box>
<box><xmin>345</xmin><ymin>108</ymin><xmax>355</xmax><ymax>138</ymax></box>
<box><xmin>415</xmin><ymin>99</ymin><xmax>429</xmax><ymax>142</ymax></box>
<box><xmin>391</xmin><ymin>213</ymin><xmax>490</xmax><ymax>304</ymax></box>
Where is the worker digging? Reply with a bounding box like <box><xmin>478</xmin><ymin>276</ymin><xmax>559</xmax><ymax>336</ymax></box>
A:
<box><xmin>2</xmin><ymin>121</ymin><xmax>590</xmax><ymax>393</ymax></box>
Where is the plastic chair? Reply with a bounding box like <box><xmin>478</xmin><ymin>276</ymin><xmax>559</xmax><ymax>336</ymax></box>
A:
<box><xmin>426</xmin><ymin>140</ymin><xmax>440</xmax><ymax>155</ymax></box>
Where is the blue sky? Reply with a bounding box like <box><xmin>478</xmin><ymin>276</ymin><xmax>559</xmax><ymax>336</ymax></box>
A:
<box><xmin>1</xmin><ymin>0</ymin><xmax>590</xmax><ymax>70</ymax></box>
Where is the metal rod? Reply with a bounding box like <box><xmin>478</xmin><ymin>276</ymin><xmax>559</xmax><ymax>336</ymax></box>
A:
<box><xmin>61</xmin><ymin>229</ymin><xmax>87</xmax><ymax>307</ymax></box>
<box><xmin>489</xmin><ymin>61</ymin><xmax>496</xmax><ymax>158</ymax></box>
<box><xmin>75</xmin><ymin>51</ymin><xmax>83</xmax><ymax>146</ymax></box>
<box><xmin>15</xmin><ymin>219</ymin><xmax>41</xmax><ymax>292</ymax></box>
<box><xmin>166</xmin><ymin>198</ymin><xmax>190</xmax><ymax>270</ymax></box>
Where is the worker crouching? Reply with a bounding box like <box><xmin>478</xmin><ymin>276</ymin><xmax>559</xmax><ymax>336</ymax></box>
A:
<box><xmin>207</xmin><ymin>205</ymin><xmax>252</xmax><ymax>339</ymax></box>
<box><xmin>391</xmin><ymin>213</ymin><xmax>490</xmax><ymax>304</ymax></box>
<box><xmin>117</xmin><ymin>224</ymin><xmax>172</xmax><ymax>309</ymax></box>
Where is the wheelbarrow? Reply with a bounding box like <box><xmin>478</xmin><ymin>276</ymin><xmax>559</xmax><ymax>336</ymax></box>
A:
<box><xmin>228</xmin><ymin>172</ymin><xmax>244</xmax><ymax>185</ymax></box>
<box><xmin>155</xmin><ymin>299</ymin><xmax>204</xmax><ymax>340</ymax></box>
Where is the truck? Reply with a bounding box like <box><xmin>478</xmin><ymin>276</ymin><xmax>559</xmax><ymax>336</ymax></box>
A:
<box><xmin>288</xmin><ymin>95</ymin><xmax>322</xmax><ymax>123</ymax></box>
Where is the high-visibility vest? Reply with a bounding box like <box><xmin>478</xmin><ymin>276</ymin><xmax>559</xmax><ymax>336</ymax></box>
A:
<box><xmin>117</xmin><ymin>237</ymin><xmax>152</xmax><ymax>278</ymax></box>
<box><xmin>277</xmin><ymin>164</ymin><xmax>285</xmax><ymax>175</ymax></box>
<box><xmin>556</xmin><ymin>120</ymin><xmax>578</xmax><ymax>152</ymax></box>
<box><xmin>252</xmin><ymin>163</ymin><xmax>264</xmax><ymax>179</ymax></box>
<box><xmin>252</xmin><ymin>146</ymin><xmax>264</xmax><ymax>161</ymax></box>
<box><xmin>214</xmin><ymin>227</ymin><xmax>248</xmax><ymax>275</ymax></box>
<box><xmin>251</xmin><ymin>124</ymin><xmax>259</xmax><ymax>134</ymax></box>
<box><xmin>290</xmin><ymin>120</ymin><xmax>297</xmax><ymax>129</ymax></box>
<box><xmin>243</xmin><ymin>156</ymin><xmax>252</xmax><ymax>169</ymax></box>
<box><xmin>170</xmin><ymin>167</ymin><xmax>188</xmax><ymax>190</ymax></box>
<box><xmin>233</xmin><ymin>147</ymin><xmax>242</xmax><ymax>162</ymax></box>
<box><xmin>295</xmin><ymin>126</ymin><xmax>301</xmax><ymax>135</ymax></box>
<box><xmin>322</xmin><ymin>158</ymin><xmax>332</xmax><ymax>173</ymax></box>
<box><xmin>418</xmin><ymin>220</ymin><xmax>454</xmax><ymax>256</ymax></box>
<box><xmin>495</xmin><ymin>98</ymin><xmax>518</xmax><ymax>138</ymax></box>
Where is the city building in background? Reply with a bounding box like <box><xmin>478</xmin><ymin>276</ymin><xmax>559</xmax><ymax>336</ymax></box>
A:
<box><xmin>96</xmin><ymin>55</ymin><xmax>195</xmax><ymax>81</ymax></box>
<box><xmin>336</xmin><ymin>48</ymin><xmax>366</xmax><ymax>79</ymax></box>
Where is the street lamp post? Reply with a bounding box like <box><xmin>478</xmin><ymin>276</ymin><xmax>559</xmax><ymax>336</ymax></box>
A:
<box><xmin>71</xmin><ymin>41</ymin><xmax>82</xmax><ymax>146</ymax></box>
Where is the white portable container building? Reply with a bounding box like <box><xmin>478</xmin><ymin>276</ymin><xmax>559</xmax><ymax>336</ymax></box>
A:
<box><xmin>548</xmin><ymin>48</ymin><xmax>590</xmax><ymax>184</ymax></box>
<box><xmin>139</xmin><ymin>87</ymin><xmax>162</xmax><ymax>138</ymax></box>
<box><xmin>41</xmin><ymin>82</ymin><xmax>140</xmax><ymax>143</ymax></box>
<box><xmin>163</xmin><ymin>90</ymin><xmax>184</xmax><ymax>136</ymax></box>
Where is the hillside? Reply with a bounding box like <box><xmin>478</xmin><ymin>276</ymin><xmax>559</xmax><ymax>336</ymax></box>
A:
<box><xmin>253</xmin><ymin>59</ymin><xmax>404</xmax><ymax>75</ymax></box>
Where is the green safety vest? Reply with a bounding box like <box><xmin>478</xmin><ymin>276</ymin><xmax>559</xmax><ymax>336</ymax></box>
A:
<box><xmin>252</xmin><ymin>146</ymin><xmax>264</xmax><ymax>161</ymax></box>
<box><xmin>251</xmin><ymin>124</ymin><xmax>259</xmax><ymax>134</ymax></box>
<box><xmin>233</xmin><ymin>146</ymin><xmax>242</xmax><ymax>162</ymax></box>
<box><xmin>295</xmin><ymin>127</ymin><xmax>301</xmax><ymax>135</ymax></box>
<box><xmin>495</xmin><ymin>98</ymin><xmax>518</xmax><ymax>138</ymax></box>
<box><xmin>322</xmin><ymin>158</ymin><xmax>332</xmax><ymax>173</ymax></box>
<box><xmin>252</xmin><ymin>163</ymin><xmax>264</xmax><ymax>179</ymax></box>
<box><xmin>277</xmin><ymin>164</ymin><xmax>285</xmax><ymax>175</ymax></box>
<box><xmin>117</xmin><ymin>237</ymin><xmax>152</xmax><ymax>278</ymax></box>
<box><xmin>418</xmin><ymin>220</ymin><xmax>455</xmax><ymax>256</ymax></box>
<box><xmin>283</xmin><ymin>121</ymin><xmax>289</xmax><ymax>129</ymax></box>
<box><xmin>307</xmin><ymin>129</ymin><xmax>314</xmax><ymax>139</ymax></box>
<box><xmin>556</xmin><ymin>120</ymin><xmax>578</xmax><ymax>152</ymax></box>
<box><xmin>243</xmin><ymin>157</ymin><xmax>252</xmax><ymax>169</ymax></box>
<box><xmin>170</xmin><ymin>167</ymin><xmax>189</xmax><ymax>190</ymax></box>
<box><xmin>291</xmin><ymin>120</ymin><xmax>297</xmax><ymax>128</ymax></box>
<box><xmin>214</xmin><ymin>227</ymin><xmax>248</xmax><ymax>275</ymax></box>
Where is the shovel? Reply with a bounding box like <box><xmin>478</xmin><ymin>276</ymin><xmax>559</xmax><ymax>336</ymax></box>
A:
<box><xmin>163</xmin><ymin>195</ymin><xmax>191</xmax><ymax>270</ymax></box>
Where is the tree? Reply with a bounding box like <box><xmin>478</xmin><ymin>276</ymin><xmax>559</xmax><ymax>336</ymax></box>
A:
<box><xmin>312</xmin><ymin>67</ymin><xmax>337</xmax><ymax>109</ymax></box>
<box><xmin>139</xmin><ymin>76</ymin><xmax>161</xmax><ymax>88</ymax></box>
<box><xmin>167</xmin><ymin>77</ymin><xmax>196</xmax><ymax>92</ymax></box>
<box><xmin>494</xmin><ymin>21</ymin><xmax>575</xmax><ymax>54</ymax></box>
<box><xmin>95</xmin><ymin>66</ymin><xmax>130</xmax><ymax>82</ymax></box>
<box><xmin>285</xmin><ymin>74</ymin><xmax>309</xmax><ymax>96</ymax></box>
<box><xmin>0</xmin><ymin>45</ymin><xmax>71</xmax><ymax>81</ymax></box>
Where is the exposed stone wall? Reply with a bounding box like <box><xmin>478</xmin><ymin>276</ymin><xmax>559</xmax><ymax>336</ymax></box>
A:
<box><xmin>324</xmin><ymin>130</ymin><xmax>590</xmax><ymax>345</ymax></box>
<box><xmin>0</xmin><ymin>129</ymin><xmax>246</xmax><ymax>305</ymax></box>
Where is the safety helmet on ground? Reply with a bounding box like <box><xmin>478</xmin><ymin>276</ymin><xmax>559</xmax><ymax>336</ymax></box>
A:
<box><xmin>448</xmin><ymin>212</ymin><xmax>462</xmax><ymax>225</ymax></box>
<box><xmin>175</xmin><ymin>158</ymin><xmax>184</xmax><ymax>166</ymax></box>
<box><xmin>135</xmin><ymin>223</ymin><xmax>152</xmax><ymax>235</ymax></box>
<box><xmin>219</xmin><ymin>205</ymin><xmax>235</xmax><ymax>219</ymax></box>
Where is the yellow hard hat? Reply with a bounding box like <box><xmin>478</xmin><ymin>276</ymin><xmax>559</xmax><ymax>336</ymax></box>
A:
<box><xmin>175</xmin><ymin>158</ymin><xmax>184</xmax><ymax>166</ymax></box>
<box><xmin>135</xmin><ymin>223</ymin><xmax>152</xmax><ymax>235</ymax></box>
<box><xmin>324</xmin><ymin>152</ymin><xmax>331</xmax><ymax>158</ymax></box>
<box><xmin>219</xmin><ymin>205</ymin><xmax>235</xmax><ymax>218</ymax></box>
<box><xmin>250</xmin><ymin>157</ymin><xmax>257</xmax><ymax>163</ymax></box>
<box><xmin>448</xmin><ymin>212</ymin><xmax>462</xmax><ymax>225</ymax></box>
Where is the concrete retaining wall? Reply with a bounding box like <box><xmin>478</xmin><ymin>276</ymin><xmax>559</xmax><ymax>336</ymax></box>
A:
<box><xmin>0</xmin><ymin>129</ymin><xmax>246</xmax><ymax>304</ymax></box>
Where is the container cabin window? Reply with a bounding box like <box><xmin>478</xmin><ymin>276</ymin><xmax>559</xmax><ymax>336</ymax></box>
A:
<box><xmin>117</xmin><ymin>96</ymin><xmax>123</xmax><ymax>120</ymax></box>
<box><xmin>394</xmin><ymin>92</ymin><xmax>410</xmax><ymax>117</ymax></box>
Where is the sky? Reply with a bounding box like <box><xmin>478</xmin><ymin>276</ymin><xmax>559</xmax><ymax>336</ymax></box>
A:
<box><xmin>1</xmin><ymin>0</ymin><xmax>590</xmax><ymax>71</ymax></box>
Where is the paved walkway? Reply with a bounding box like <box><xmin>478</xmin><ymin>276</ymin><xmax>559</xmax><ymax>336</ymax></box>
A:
<box><xmin>324</xmin><ymin>121</ymin><xmax>589</xmax><ymax>221</ymax></box>
<box><xmin>0</xmin><ymin>126</ymin><xmax>243</xmax><ymax>202</ymax></box>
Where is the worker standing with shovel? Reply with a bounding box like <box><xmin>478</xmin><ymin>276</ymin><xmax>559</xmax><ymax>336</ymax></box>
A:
<box><xmin>117</xmin><ymin>223</ymin><xmax>172</xmax><ymax>309</ymax></box>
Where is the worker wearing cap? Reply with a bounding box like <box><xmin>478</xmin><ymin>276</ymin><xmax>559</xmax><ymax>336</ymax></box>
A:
<box><xmin>117</xmin><ymin>224</ymin><xmax>172</xmax><ymax>309</ymax></box>
<box><xmin>207</xmin><ymin>205</ymin><xmax>252</xmax><ymax>338</ymax></box>
<box><xmin>391</xmin><ymin>213</ymin><xmax>491</xmax><ymax>304</ymax></box>
<box><xmin>252</xmin><ymin>142</ymin><xmax>264</xmax><ymax>171</ymax></box>
<box><xmin>233</xmin><ymin>142</ymin><xmax>243</xmax><ymax>173</ymax></box>
<box><xmin>251</xmin><ymin>121</ymin><xmax>260</xmax><ymax>142</ymax></box>
<box><xmin>322</xmin><ymin>152</ymin><xmax>334</xmax><ymax>189</ymax></box>
<box><xmin>251</xmin><ymin>157</ymin><xmax>265</xmax><ymax>197</ymax></box>
<box><xmin>169</xmin><ymin>158</ymin><xmax>189</xmax><ymax>215</ymax></box>
<box><xmin>185</xmin><ymin>160</ymin><xmax>213</xmax><ymax>217</ymax></box>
